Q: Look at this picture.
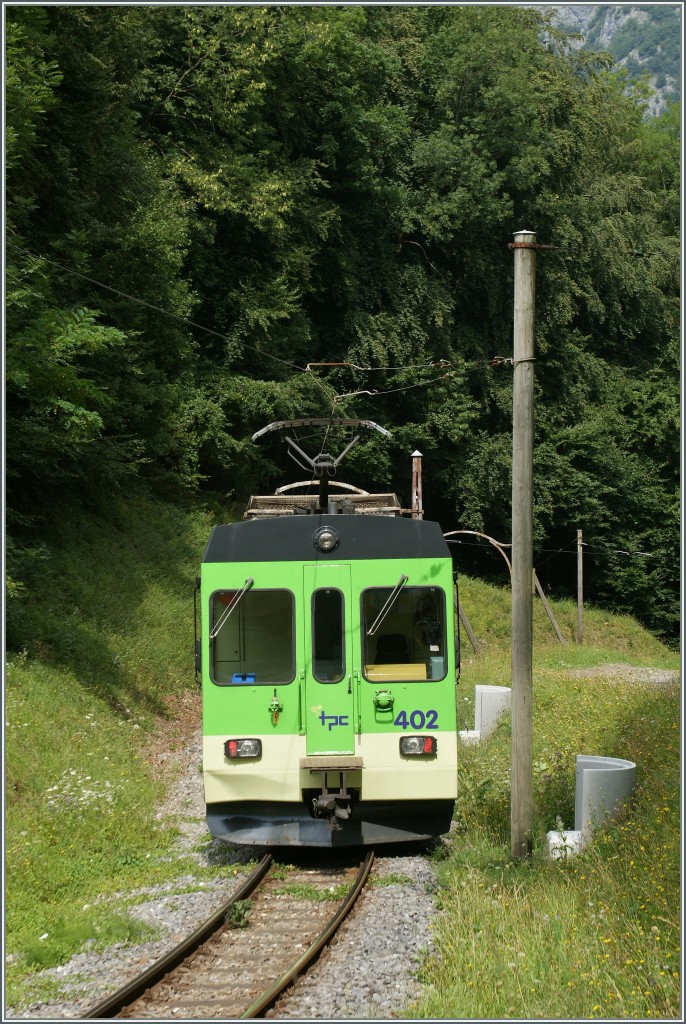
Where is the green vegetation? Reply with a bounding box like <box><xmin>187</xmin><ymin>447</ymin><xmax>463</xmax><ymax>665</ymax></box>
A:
<box><xmin>5</xmin><ymin>4</ymin><xmax>680</xmax><ymax>642</ymax></box>
<box><xmin>458</xmin><ymin>575</ymin><xmax>678</xmax><ymax>673</ymax></box>
<box><xmin>5</xmin><ymin>503</ymin><xmax>679</xmax><ymax>1017</ymax></box>
<box><xmin>225</xmin><ymin>900</ymin><xmax>252</xmax><ymax>930</ymax></box>
<box><xmin>4</xmin><ymin>6</ymin><xmax>681</xmax><ymax>1015</ymax></box>
<box><xmin>410</xmin><ymin>575</ymin><xmax>680</xmax><ymax>1021</ymax></box>
<box><xmin>584</xmin><ymin>5</ymin><xmax>681</xmax><ymax>104</ymax></box>
<box><xmin>22</xmin><ymin>911</ymin><xmax>157</xmax><ymax>971</ymax></box>
<box><xmin>272</xmin><ymin>882</ymin><xmax>351</xmax><ymax>903</ymax></box>
<box><xmin>4</xmin><ymin>497</ymin><xmax>241</xmax><ymax>1004</ymax></box>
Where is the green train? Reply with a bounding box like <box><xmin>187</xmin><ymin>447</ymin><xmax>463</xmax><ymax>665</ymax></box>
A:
<box><xmin>197</xmin><ymin>419</ymin><xmax>460</xmax><ymax>846</ymax></box>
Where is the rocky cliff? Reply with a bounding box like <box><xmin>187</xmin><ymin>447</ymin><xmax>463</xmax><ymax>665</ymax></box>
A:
<box><xmin>544</xmin><ymin>4</ymin><xmax>681</xmax><ymax>116</ymax></box>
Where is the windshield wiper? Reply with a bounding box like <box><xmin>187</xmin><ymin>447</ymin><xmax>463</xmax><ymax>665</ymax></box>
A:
<box><xmin>367</xmin><ymin>575</ymin><xmax>408</xmax><ymax>636</ymax></box>
<box><xmin>210</xmin><ymin>578</ymin><xmax>254</xmax><ymax>640</ymax></box>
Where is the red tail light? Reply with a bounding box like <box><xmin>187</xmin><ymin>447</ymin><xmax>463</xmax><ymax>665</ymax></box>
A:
<box><xmin>399</xmin><ymin>736</ymin><xmax>437</xmax><ymax>756</ymax></box>
<box><xmin>224</xmin><ymin>738</ymin><xmax>262</xmax><ymax>759</ymax></box>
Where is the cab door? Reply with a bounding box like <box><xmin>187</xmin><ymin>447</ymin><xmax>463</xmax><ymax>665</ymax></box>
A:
<box><xmin>303</xmin><ymin>564</ymin><xmax>355</xmax><ymax>755</ymax></box>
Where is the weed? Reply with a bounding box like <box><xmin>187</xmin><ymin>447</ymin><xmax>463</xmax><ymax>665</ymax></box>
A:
<box><xmin>4</xmin><ymin>498</ymin><xmax>217</xmax><ymax>1008</ymax></box>
<box><xmin>269</xmin><ymin>862</ymin><xmax>294</xmax><ymax>880</ymax></box>
<box><xmin>368</xmin><ymin>873</ymin><xmax>413</xmax><ymax>887</ymax></box>
<box><xmin>272</xmin><ymin>882</ymin><xmax>350</xmax><ymax>901</ymax></box>
<box><xmin>225</xmin><ymin>900</ymin><xmax>252</xmax><ymax>929</ymax></box>
<box><xmin>408</xmin><ymin>602</ymin><xmax>680</xmax><ymax>1021</ymax></box>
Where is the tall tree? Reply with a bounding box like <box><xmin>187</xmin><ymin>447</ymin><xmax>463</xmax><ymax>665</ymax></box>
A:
<box><xmin>5</xmin><ymin>5</ymin><xmax>679</xmax><ymax>639</ymax></box>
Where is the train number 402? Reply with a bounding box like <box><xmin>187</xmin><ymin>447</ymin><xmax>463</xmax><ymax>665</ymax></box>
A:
<box><xmin>393</xmin><ymin>709</ymin><xmax>438</xmax><ymax>729</ymax></box>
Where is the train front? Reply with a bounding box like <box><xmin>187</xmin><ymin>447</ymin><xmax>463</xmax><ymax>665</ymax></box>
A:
<box><xmin>199</xmin><ymin>512</ymin><xmax>459</xmax><ymax>847</ymax></box>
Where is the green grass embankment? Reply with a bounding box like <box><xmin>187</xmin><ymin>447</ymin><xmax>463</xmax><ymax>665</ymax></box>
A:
<box><xmin>5</xmin><ymin>501</ymin><xmax>680</xmax><ymax>1018</ymax></box>
<box><xmin>5</xmin><ymin>496</ymin><xmax>238</xmax><ymax>1007</ymax></box>
<box><xmin>412</xmin><ymin>575</ymin><xmax>680</xmax><ymax>1021</ymax></box>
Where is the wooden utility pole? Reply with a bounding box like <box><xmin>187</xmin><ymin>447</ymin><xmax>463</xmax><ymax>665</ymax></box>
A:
<box><xmin>533</xmin><ymin>571</ymin><xmax>566</xmax><ymax>645</ymax></box>
<box><xmin>510</xmin><ymin>229</ymin><xmax>536</xmax><ymax>860</ymax></box>
<box><xmin>577</xmin><ymin>528</ymin><xmax>584</xmax><ymax>644</ymax></box>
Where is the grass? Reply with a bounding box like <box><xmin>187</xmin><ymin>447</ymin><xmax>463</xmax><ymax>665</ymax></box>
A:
<box><xmin>4</xmin><ymin>495</ymin><xmax>238</xmax><ymax>1005</ymax></box>
<box><xmin>4</xmin><ymin>503</ymin><xmax>680</xmax><ymax>1018</ymax></box>
<box><xmin>406</xmin><ymin>575</ymin><xmax>681</xmax><ymax>1020</ymax></box>
<box><xmin>271</xmin><ymin>881</ymin><xmax>351</xmax><ymax>902</ymax></box>
<box><xmin>439</xmin><ymin>712</ymin><xmax>678</xmax><ymax>1018</ymax></box>
<box><xmin>458</xmin><ymin>574</ymin><xmax>676</xmax><ymax>668</ymax></box>
<box><xmin>21</xmin><ymin>910</ymin><xmax>158</xmax><ymax>970</ymax></box>
<box><xmin>368</xmin><ymin>873</ymin><xmax>413</xmax><ymax>887</ymax></box>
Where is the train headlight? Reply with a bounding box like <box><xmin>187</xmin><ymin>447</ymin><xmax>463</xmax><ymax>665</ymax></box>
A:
<box><xmin>224</xmin><ymin>738</ymin><xmax>262</xmax><ymax>759</ymax></box>
<box><xmin>313</xmin><ymin>526</ymin><xmax>339</xmax><ymax>552</ymax></box>
<box><xmin>399</xmin><ymin>736</ymin><xmax>437</xmax><ymax>756</ymax></box>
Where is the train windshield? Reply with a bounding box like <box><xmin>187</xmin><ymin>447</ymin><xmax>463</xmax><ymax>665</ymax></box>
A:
<box><xmin>362</xmin><ymin>586</ymin><xmax>446</xmax><ymax>682</ymax></box>
<box><xmin>210</xmin><ymin>589</ymin><xmax>295</xmax><ymax>685</ymax></box>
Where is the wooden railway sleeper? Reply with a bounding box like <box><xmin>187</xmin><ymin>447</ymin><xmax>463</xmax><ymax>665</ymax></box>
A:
<box><xmin>82</xmin><ymin>852</ymin><xmax>372</xmax><ymax>1020</ymax></box>
<box><xmin>81</xmin><ymin>854</ymin><xmax>273</xmax><ymax>1019</ymax></box>
<box><xmin>241</xmin><ymin>851</ymin><xmax>374</xmax><ymax>1018</ymax></box>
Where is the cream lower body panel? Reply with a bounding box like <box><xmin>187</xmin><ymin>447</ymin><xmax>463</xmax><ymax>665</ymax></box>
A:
<box><xmin>203</xmin><ymin>731</ymin><xmax>457</xmax><ymax>804</ymax></box>
<box><xmin>357</xmin><ymin>731</ymin><xmax>457</xmax><ymax>800</ymax></box>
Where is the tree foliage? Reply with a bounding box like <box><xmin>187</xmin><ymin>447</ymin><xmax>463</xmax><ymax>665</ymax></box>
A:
<box><xmin>5</xmin><ymin>5</ymin><xmax>680</xmax><ymax>640</ymax></box>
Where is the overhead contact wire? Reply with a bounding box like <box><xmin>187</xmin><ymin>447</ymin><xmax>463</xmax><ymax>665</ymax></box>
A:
<box><xmin>8</xmin><ymin>245</ymin><xmax>509</xmax><ymax>402</ymax></box>
<box><xmin>6</xmin><ymin>241</ymin><xmax>337</xmax><ymax>403</ymax></box>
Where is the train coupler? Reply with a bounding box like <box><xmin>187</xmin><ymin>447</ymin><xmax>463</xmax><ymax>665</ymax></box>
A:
<box><xmin>311</xmin><ymin>771</ymin><xmax>352</xmax><ymax>828</ymax></box>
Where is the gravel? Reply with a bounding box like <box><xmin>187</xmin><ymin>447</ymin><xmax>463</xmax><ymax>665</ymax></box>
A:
<box><xmin>267</xmin><ymin>853</ymin><xmax>441</xmax><ymax>1020</ymax></box>
<box><xmin>565</xmin><ymin>663</ymin><xmax>680</xmax><ymax>687</ymax></box>
<box><xmin>6</xmin><ymin>711</ymin><xmax>444</xmax><ymax>1021</ymax></box>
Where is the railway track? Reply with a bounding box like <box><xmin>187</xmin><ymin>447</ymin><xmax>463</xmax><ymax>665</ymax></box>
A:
<box><xmin>83</xmin><ymin>851</ymin><xmax>374</xmax><ymax>1020</ymax></box>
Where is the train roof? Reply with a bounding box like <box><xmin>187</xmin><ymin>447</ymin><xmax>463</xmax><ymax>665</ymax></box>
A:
<box><xmin>202</xmin><ymin>513</ymin><xmax>450</xmax><ymax>564</ymax></box>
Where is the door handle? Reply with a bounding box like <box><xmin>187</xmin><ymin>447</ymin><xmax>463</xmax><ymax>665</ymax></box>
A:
<box><xmin>347</xmin><ymin>674</ymin><xmax>352</xmax><ymax>694</ymax></box>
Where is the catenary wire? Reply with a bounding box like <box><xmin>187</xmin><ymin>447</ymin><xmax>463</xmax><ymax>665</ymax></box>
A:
<box><xmin>7</xmin><ymin>248</ymin><xmax>668</xmax><ymax>566</ymax></box>
<box><xmin>446</xmin><ymin>538</ymin><xmax>658</xmax><ymax>560</ymax></box>
<box><xmin>7</xmin><ymin>244</ymin><xmax>485</xmax><ymax>396</ymax></box>
<box><xmin>6</xmin><ymin>242</ymin><xmax>336</xmax><ymax>399</ymax></box>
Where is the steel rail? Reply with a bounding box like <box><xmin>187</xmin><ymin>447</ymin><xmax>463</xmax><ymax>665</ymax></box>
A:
<box><xmin>81</xmin><ymin>853</ymin><xmax>273</xmax><ymax>1019</ymax></box>
<box><xmin>241</xmin><ymin>850</ymin><xmax>375</xmax><ymax>1019</ymax></box>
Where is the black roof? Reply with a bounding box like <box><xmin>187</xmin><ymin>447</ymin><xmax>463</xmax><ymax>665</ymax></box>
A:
<box><xmin>202</xmin><ymin>514</ymin><xmax>450</xmax><ymax>564</ymax></box>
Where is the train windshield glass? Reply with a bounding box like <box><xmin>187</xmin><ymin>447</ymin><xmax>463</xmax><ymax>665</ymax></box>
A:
<box><xmin>362</xmin><ymin>586</ymin><xmax>446</xmax><ymax>682</ymax></box>
<box><xmin>210</xmin><ymin>589</ymin><xmax>295</xmax><ymax>685</ymax></box>
<box><xmin>312</xmin><ymin>588</ymin><xmax>345</xmax><ymax>683</ymax></box>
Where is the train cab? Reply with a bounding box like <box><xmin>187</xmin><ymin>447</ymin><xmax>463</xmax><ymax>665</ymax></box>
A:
<box><xmin>198</xmin><ymin>420</ymin><xmax>459</xmax><ymax>846</ymax></box>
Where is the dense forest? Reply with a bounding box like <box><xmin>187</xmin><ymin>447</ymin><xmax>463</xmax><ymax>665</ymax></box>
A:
<box><xmin>6</xmin><ymin>5</ymin><xmax>680</xmax><ymax>641</ymax></box>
